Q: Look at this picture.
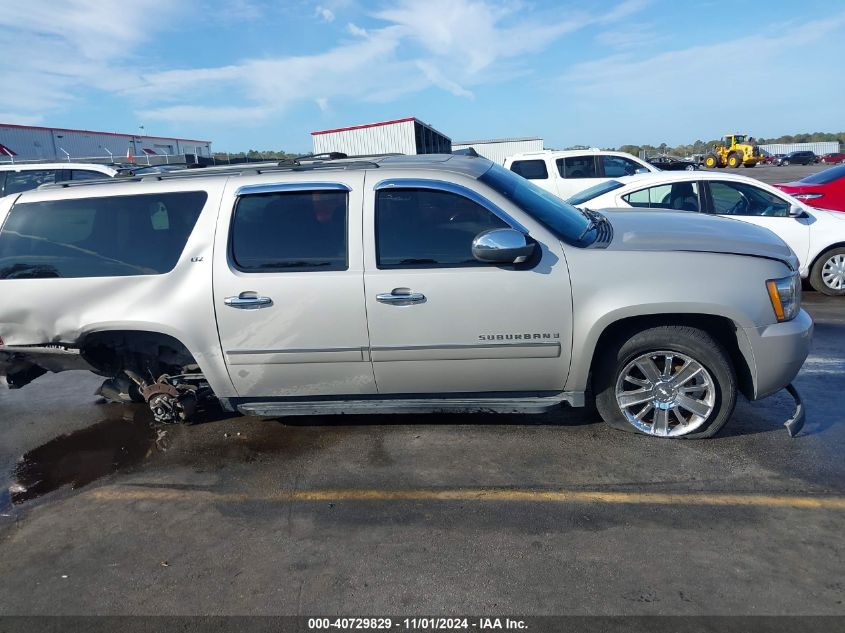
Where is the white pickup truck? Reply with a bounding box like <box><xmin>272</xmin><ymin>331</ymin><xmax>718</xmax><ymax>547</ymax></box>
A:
<box><xmin>503</xmin><ymin>149</ymin><xmax>656</xmax><ymax>200</ymax></box>
<box><xmin>0</xmin><ymin>155</ymin><xmax>811</xmax><ymax>438</ymax></box>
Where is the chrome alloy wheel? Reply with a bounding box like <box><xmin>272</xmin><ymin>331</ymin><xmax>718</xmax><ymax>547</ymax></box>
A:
<box><xmin>615</xmin><ymin>351</ymin><xmax>715</xmax><ymax>437</ymax></box>
<box><xmin>822</xmin><ymin>253</ymin><xmax>845</xmax><ymax>290</ymax></box>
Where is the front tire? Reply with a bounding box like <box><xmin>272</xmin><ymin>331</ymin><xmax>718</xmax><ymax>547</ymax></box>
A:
<box><xmin>810</xmin><ymin>247</ymin><xmax>845</xmax><ymax>296</ymax></box>
<box><xmin>685</xmin><ymin>164</ymin><xmax>696</xmax><ymax>171</ymax></box>
<box><xmin>594</xmin><ymin>326</ymin><xmax>737</xmax><ymax>439</ymax></box>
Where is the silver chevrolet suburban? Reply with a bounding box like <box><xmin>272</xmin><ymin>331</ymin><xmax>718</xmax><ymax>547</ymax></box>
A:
<box><xmin>0</xmin><ymin>155</ymin><xmax>813</xmax><ymax>438</ymax></box>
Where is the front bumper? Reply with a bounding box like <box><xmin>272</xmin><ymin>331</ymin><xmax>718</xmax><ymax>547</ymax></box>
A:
<box><xmin>740</xmin><ymin>308</ymin><xmax>813</xmax><ymax>401</ymax></box>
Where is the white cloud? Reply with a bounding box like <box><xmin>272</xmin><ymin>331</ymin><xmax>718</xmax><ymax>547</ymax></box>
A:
<box><xmin>416</xmin><ymin>61</ymin><xmax>474</xmax><ymax>99</ymax></box>
<box><xmin>140</xmin><ymin>105</ymin><xmax>275</xmax><ymax>126</ymax></box>
<box><xmin>315</xmin><ymin>6</ymin><xmax>335</xmax><ymax>22</ymax></box>
<box><xmin>346</xmin><ymin>22</ymin><xmax>368</xmax><ymax>37</ymax></box>
<box><xmin>0</xmin><ymin>0</ymin><xmax>187</xmax><ymax>117</ymax></box>
<box><xmin>595</xmin><ymin>23</ymin><xmax>661</xmax><ymax>50</ymax></box>
<box><xmin>563</xmin><ymin>12</ymin><xmax>845</xmax><ymax>97</ymax></box>
<box><xmin>555</xmin><ymin>12</ymin><xmax>845</xmax><ymax>144</ymax></box>
<box><xmin>0</xmin><ymin>112</ymin><xmax>44</xmax><ymax>126</ymax></box>
<box><xmin>0</xmin><ymin>0</ymin><xmax>649</xmax><ymax>130</ymax></box>
<box><xmin>373</xmin><ymin>0</ymin><xmax>590</xmax><ymax>75</ymax></box>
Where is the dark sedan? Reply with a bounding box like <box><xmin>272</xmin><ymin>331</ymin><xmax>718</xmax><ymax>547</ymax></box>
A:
<box><xmin>647</xmin><ymin>155</ymin><xmax>698</xmax><ymax>171</ymax></box>
<box><xmin>776</xmin><ymin>151</ymin><xmax>817</xmax><ymax>166</ymax></box>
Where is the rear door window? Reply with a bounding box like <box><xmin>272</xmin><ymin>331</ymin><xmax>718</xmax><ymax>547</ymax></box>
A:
<box><xmin>623</xmin><ymin>183</ymin><xmax>701</xmax><ymax>211</ymax></box>
<box><xmin>4</xmin><ymin>170</ymin><xmax>57</xmax><ymax>195</ymax></box>
<box><xmin>557</xmin><ymin>156</ymin><xmax>598</xmax><ymax>179</ymax></box>
<box><xmin>509</xmin><ymin>160</ymin><xmax>548</xmax><ymax>180</ymax></box>
<box><xmin>0</xmin><ymin>192</ymin><xmax>206</xmax><ymax>278</ymax></box>
<box><xmin>231</xmin><ymin>190</ymin><xmax>348</xmax><ymax>272</ymax></box>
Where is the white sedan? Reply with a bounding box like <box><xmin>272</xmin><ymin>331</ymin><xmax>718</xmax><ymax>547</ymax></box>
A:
<box><xmin>567</xmin><ymin>171</ymin><xmax>845</xmax><ymax>296</ymax></box>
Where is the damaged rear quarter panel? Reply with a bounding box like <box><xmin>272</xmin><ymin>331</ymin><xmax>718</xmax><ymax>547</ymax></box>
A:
<box><xmin>0</xmin><ymin>179</ymin><xmax>237</xmax><ymax>398</ymax></box>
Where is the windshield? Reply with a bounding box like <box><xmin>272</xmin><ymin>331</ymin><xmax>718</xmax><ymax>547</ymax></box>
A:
<box><xmin>566</xmin><ymin>180</ymin><xmax>624</xmax><ymax>205</ymax></box>
<box><xmin>478</xmin><ymin>163</ymin><xmax>594</xmax><ymax>246</ymax></box>
<box><xmin>799</xmin><ymin>164</ymin><xmax>845</xmax><ymax>185</ymax></box>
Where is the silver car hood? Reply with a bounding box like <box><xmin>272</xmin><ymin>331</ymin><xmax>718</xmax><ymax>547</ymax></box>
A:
<box><xmin>599</xmin><ymin>208</ymin><xmax>798</xmax><ymax>270</ymax></box>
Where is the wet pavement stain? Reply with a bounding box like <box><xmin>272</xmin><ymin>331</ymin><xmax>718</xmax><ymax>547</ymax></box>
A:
<box><xmin>11</xmin><ymin>411</ymin><xmax>159</xmax><ymax>504</ymax></box>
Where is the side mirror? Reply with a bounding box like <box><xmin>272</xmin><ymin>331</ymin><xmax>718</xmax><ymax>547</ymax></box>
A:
<box><xmin>472</xmin><ymin>228</ymin><xmax>535</xmax><ymax>264</ymax></box>
<box><xmin>789</xmin><ymin>204</ymin><xmax>805</xmax><ymax>218</ymax></box>
<box><xmin>635</xmin><ymin>167</ymin><xmax>650</xmax><ymax>174</ymax></box>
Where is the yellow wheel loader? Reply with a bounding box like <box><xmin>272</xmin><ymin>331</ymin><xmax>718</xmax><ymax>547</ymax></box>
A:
<box><xmin>703</xmin><ymin>134</ymin><xmax>761</xmax><ymax>168</ymax></box>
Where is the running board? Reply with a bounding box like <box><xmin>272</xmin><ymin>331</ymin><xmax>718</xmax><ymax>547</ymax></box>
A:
<box><xmin>236</xmin><ymin>393</ymin><xmax>583</xmax><ymax>417</ymax></box>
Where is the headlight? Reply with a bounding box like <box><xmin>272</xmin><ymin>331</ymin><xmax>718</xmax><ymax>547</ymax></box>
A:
<box><xmin>766</xmin><ymin>273</ymin><xmax>801</xmax><ymax>322</ymax></box>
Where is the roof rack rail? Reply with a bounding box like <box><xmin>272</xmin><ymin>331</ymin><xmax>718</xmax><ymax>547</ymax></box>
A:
<box><xmin>37</xmin><ymin>158</ymin><xmax>383</xmax><ymax>191</ymax></box>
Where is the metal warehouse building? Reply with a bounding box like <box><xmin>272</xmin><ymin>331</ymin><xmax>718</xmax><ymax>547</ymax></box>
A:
<box><xmin>311</xmin><ymin>117</ymin><xmax>451</xmax><ymax>156</ymax></box>
<box><xmin>759</xmin><ymin>141</ymin><xmax>841</xmax><ymax>156</ymax></box>
<box><xmin>452</xmin><ymin>137</ymin><xmax>544</xmax><ymax>164</ymax></box>
<box><xmin>0</xmin><ymin>123</ymin><xmax>212</xmax><ymax>162</ymax></box>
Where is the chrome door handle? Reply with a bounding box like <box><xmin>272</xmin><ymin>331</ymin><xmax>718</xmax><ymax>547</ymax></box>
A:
<box><xmin>376</xmin><ymin>288</ymin><xmax>426</xmax><ymax>306</ymax></box>
<box><xmin>224</xmin><ymin>292</ymin><xmax>273</xmax><ymax>309</ymax></box>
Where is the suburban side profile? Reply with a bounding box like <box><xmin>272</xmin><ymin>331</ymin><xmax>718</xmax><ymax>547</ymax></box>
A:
<box><xmin>0</xmin><ymin>155</ymin><xmax>812</xmax><ymax>438</ymax></box>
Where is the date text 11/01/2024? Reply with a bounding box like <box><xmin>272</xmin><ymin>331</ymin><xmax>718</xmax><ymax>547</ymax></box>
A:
<box><xmin>307</xmin><ymin>618</ymin><xmax>528</xmax><ymax>630</ymax></box>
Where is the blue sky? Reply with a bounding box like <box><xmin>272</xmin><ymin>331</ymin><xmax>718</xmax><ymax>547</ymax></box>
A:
<box><xmin>1</xmin><ymin>0</ymin><xmax>844</xmax><ymax>152</ymax></box>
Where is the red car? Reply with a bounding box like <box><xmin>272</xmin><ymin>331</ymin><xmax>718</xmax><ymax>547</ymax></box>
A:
<box><xmin>820</xmin><ymin>152</ymin><xmax>845</xmax><ymax>164</ymax></box>
<box><xmin>774</xmin><ymin>164</ymin><xmax>845</xmax><ymax>212</ymax></box>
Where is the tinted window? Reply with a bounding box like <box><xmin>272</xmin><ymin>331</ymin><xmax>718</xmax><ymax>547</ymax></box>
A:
<box><xmin>623</xmin><ymin>182</ymin><xmax>700</xmax><ymax>211</ymax></box>
<box><xmin>602</xmin><ymin>156</ymin><xmax>643</xmax><ymax>177</ymax></box>
<box><xmin>557</xmin><ymin>156</ymin><xmax>597</xmax><ymax>179</ymax></box>
<box><xmin>567</xmin><ymin>180</ymin><xmax>624</xmax><ymax>205</ymax></box>
<box><xmin>0</xmin><ymin>192</ymin><xmax>206</xmax><ymax>279</ymax></box>
<box><xmin>479</xmin><ymin>164</ymin><xmax>594</xmax><ymax>247</ymax></box>
<box><xmin>376</xmin><ymin>188</ymin><xmax>509</xmax><ymax>268</ymax></box>
<box><xmin>800</xmin><ymin>164</ymin><xmax>845</xmax><ymax>185</ymax></box>
<box><xmin>709</xmin><ymin>181</ymin><xmax>790</xmax><ymax>217</ymax></box>
<box><xmin>70</xmin><ymin>170</ymin><xmax>110</xmax><ymax>181</ymax></box>
<box><xmin>4</xmin><ymin>170</ymin><xmax>56</xmax><ymax>195</ymax></box>
<box><xmin>509</xmin><ymin>159</ymin><xmax>548</xmax><ymax>180</ymax></box>
<box><xmin>231</xmin><ymin>190</ymin><xmax>347</xmax><ymax>272</ymax></box>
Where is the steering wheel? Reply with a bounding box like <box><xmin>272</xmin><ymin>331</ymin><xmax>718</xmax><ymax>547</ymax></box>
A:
<box><xmin>725</xmin><ymin>192</ymin><xmax>749</xmax><ymax>215</ymax></box>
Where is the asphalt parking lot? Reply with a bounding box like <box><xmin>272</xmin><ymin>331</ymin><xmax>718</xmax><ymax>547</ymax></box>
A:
<box><xmin>702</xmin><ymin>162</ymin><xmax>827</xmax><ymax>186</ymax></box>
<box><xmin>0</xmin><ymin>292</ymin><xmax>843</xmax><ymax>616</ymax></box>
